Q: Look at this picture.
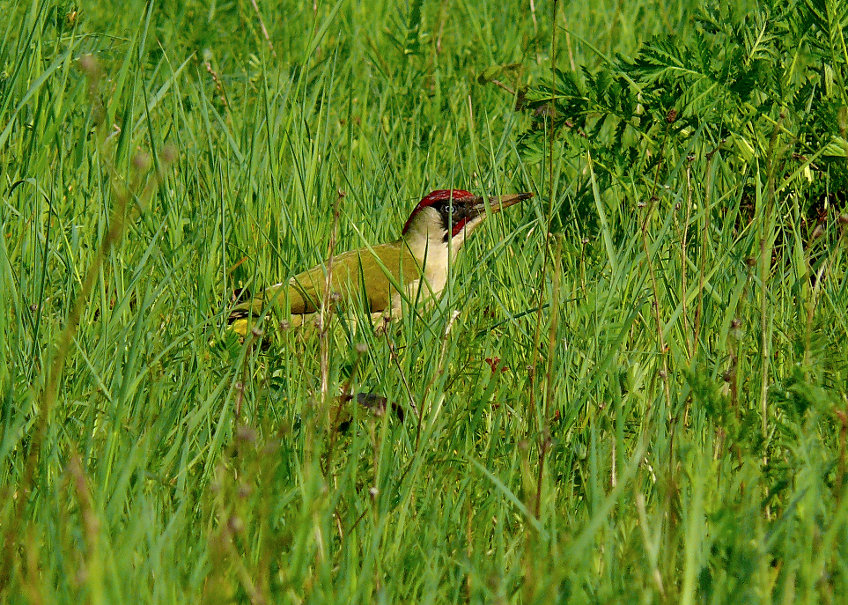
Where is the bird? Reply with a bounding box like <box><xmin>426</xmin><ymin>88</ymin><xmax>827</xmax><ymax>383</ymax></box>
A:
<box><xmin>227</xmin><ymin>189</ymin><xmax>532</xmax><ymax>337</ymax></box>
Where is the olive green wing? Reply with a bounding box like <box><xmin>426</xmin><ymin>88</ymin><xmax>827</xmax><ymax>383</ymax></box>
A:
<box><xmin>228</xmin><ymin>240</ymin><xmax>422</xmax><ymax>324</ymax></box>
<box><xmin>287</xmin><ymin>241</ymin><xmax>423</xmax><ymax>314</ymax></box>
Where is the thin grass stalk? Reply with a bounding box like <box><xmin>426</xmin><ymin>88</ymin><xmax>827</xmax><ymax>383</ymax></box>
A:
<box><xmin>640</xmin><ymin>118</ymin><xmax>673</xmax><ymax>415</ymax></box>
<box><xmin>534</xmin><ymin>237</ymin><xmax>561</xmax><ymax>518</ymax></box>
<box><xmin>527</xmin><ymin>0</ymin><xmax>559</xmax><ymax>443</ymax></box>
<box><xmin>693</xmin><ymin>152</ymin><xmax>716</xmax><ymax>351</ymax></box>
<box><xmin>414</xmin><ymin>310</ymin><xmax>460</xmax><ymax>453</ymax></box>
<box><xmin>2</xmin><ymin>54</ymin><xmax>174</xmax><ymax>593</ymax></box>
<box><xmin>759</xmin><ymin>113</ymin><xmax>784</xmax><ymax>467</ymax></box>
<box><xmin>522</xmin><ymin>0</ymin><xmax>561</xmax><ymax>598</ymax></box>
<box><xmin>681</xmin><ymin>159</ymin><xmax>694</xmax><ymax>360</ymax></box>
<box><xmin>318</xmin><ymin>189</ymin><xmax>344</xmax><ymax>431</ymax></box>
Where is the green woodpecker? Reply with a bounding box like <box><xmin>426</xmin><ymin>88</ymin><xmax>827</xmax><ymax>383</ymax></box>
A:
<box><xmin>228</xmin><ymin>189</ymin><xmax>532</xmax><ymax>336</ymax></box>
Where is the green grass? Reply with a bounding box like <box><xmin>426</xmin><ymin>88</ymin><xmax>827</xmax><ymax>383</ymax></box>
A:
<box><xmin>2</xmin><ymin>0</ymin><xmax>847</xmax><ymax>602</ymax></box>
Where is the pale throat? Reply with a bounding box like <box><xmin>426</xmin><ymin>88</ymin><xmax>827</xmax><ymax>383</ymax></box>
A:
<box><xmin>401</xmin><ymin>209</ymin><xmax>487</xmax><ymax>292</ymax></box>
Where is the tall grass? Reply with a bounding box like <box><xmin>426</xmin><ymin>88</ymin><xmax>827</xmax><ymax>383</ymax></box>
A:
<box><xmin>1</xmin><ymin>0</ymin><xmax>846</xmax><ymax>602</ymax></box>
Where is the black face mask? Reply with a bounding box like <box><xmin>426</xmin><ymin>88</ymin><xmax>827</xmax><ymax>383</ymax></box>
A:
<box><xmin>434</xmin><ymin>201</ymin><xmax>476</xmax><ymax>241</ymax></box>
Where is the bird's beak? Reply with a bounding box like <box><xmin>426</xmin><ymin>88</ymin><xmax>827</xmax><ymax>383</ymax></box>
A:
<box><xmin>471</xmin><ymin>192</ymin><xmax>533</xmax><ymax>216</ymax></box>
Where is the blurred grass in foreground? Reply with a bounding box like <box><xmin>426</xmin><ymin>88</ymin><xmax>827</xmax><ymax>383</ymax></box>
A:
<box><xmin>1</xmin><ymin>0</ymin><xmax>846</xmax><ymax>602</ymax></box>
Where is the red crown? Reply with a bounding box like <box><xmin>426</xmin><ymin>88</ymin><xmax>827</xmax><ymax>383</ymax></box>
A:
<box><xmin>402</xmin><ymin>189</ymin><xmax>475</xmax><ymax>235</ymax></box>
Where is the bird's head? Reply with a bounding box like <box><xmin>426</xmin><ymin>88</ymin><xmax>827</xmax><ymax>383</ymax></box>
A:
<box><xmin>401</xmin><ymin>189</ymin><xmax>532</xmax><ymax>255</ymax></box>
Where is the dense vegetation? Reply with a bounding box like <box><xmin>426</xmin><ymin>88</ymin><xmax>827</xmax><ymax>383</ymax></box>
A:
<box><xmin>1</xmin><ymin>0</ymin><xmax>846</xmax><ymax>601</ymax></box>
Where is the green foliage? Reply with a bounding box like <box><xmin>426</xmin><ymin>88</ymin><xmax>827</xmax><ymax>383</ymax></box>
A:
<box><xmin>385</xmin><ymin>0</ymin><xmax>425</xmax><ymax>57</ymax></box>
<box><xmin>520</xmin><ymin>0</ymin><xmax>848</xmax><ymax>220</ymax></box>
<box><xmin>1</xmin><ymin>0</ymin><xmax>848</xmax><ymax>603</ymax></box>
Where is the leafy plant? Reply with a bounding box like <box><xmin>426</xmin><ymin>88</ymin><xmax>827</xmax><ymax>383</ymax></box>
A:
<box><xmin>519</xmin><ymin>0</ymin><xmax>848</xmax><ymax>222</ymax></box>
